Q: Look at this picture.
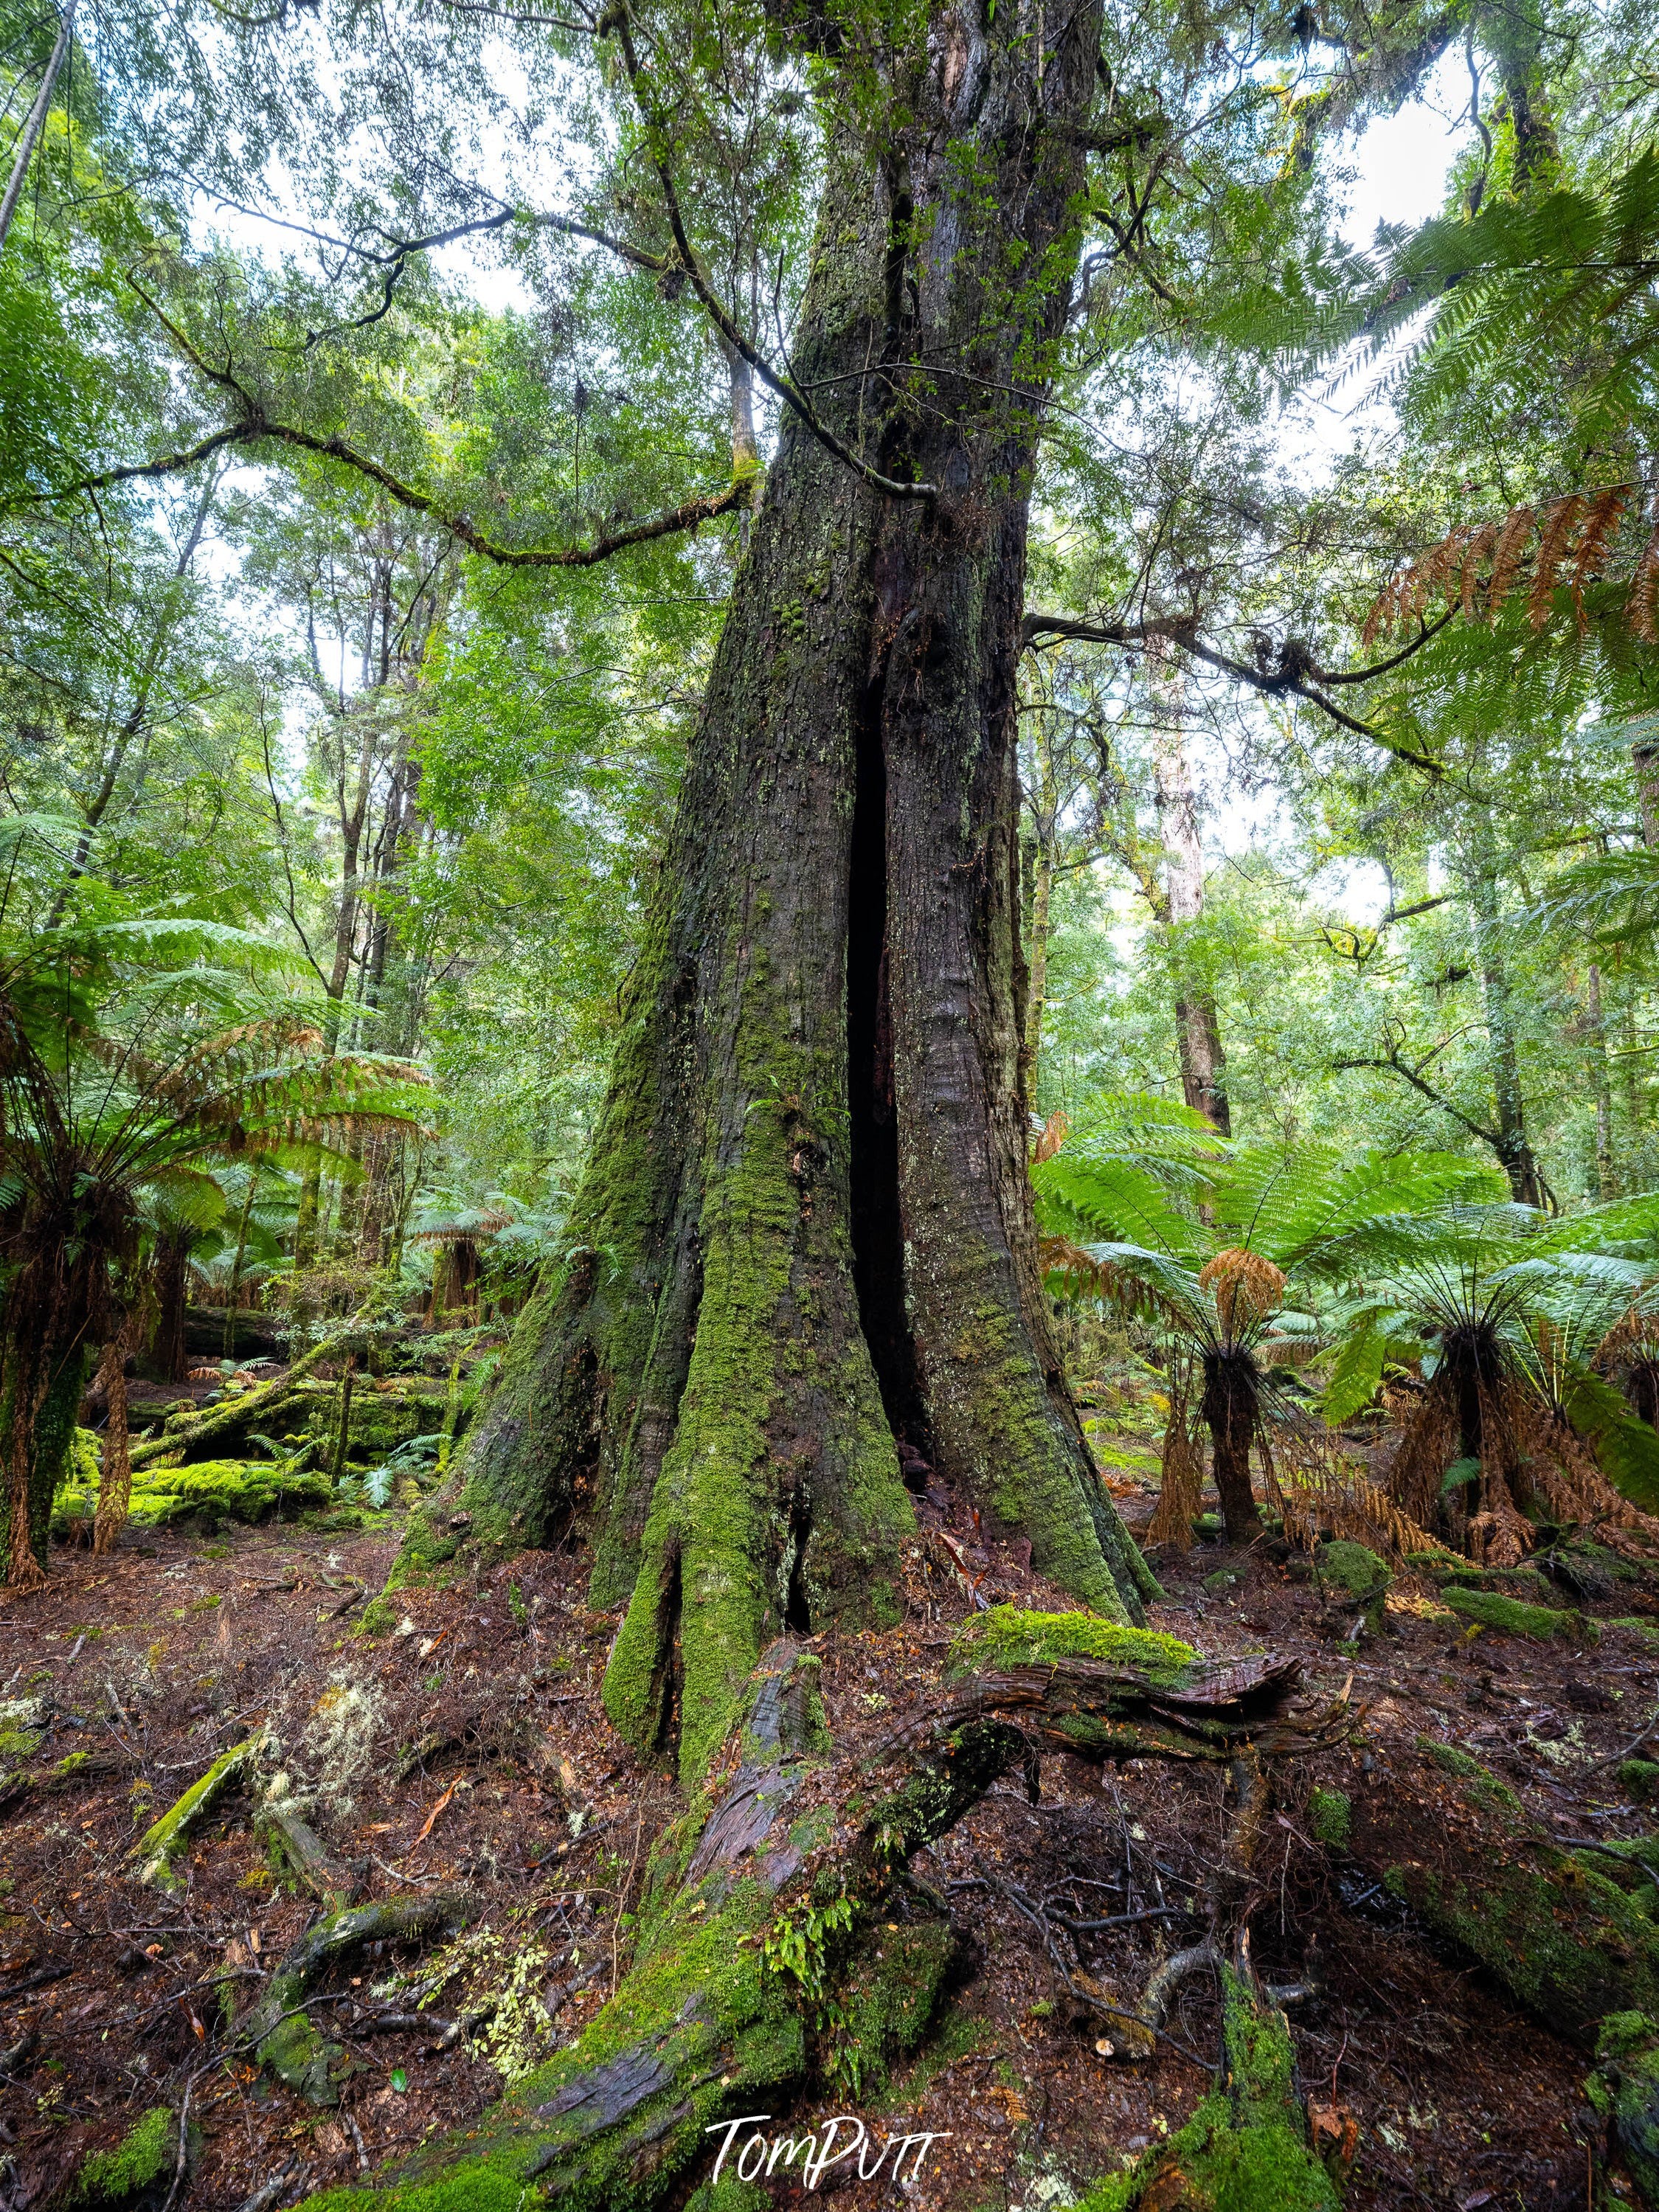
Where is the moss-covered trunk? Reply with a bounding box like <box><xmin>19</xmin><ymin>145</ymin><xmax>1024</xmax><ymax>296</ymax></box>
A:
<box><xmin>440</xmin><ymin>0</ymin><xmax>1147</xmax><ymax>1784</ymax></box>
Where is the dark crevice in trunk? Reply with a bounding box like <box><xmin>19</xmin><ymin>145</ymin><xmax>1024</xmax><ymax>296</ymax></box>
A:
<box><xmin>640</xmin><ymin>1546</ymin><xmax>684</xmax><ymax>1764</ymax></box>
<box><xmin>783</xmin><ymin>1497</ymin><xmax>813</xmax><ymax>1632</ymax></box>
<box><xmin>847</xmin><ymin>679</ymin><xmax>931</xmax><ymax>1480</ymax></box>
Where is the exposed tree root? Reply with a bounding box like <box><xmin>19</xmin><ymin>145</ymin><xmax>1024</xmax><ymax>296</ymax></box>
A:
<box><xmin>235</xmin><ymin>1896</ymin><xmax>477</xmax><ymax>2104</ymax></box>
<box><xmin>292</xmin><ymin>1627</ymin><xmax>1320</xmax><ymax>2212</ymax></box>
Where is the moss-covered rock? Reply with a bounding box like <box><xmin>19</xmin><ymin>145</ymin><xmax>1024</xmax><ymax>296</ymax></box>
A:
<box><xmin>1624</xmin><ymin>1761</ymin><xmax>1659</xmax><ymax>1802</ymax></box>
<box><xmin>946</xmin><ymin>1605</ymin><xmax>1196</xmax><ymax>1685</ymax></box>
<box><xmin>1079</xmin><ymin>1969</ymin><xmax>1341</xmax><ymax>2211</ymax></box>
<box><xmin>66</xmin><ymin>2107</ymin><xmax>176</xmax><ymax>2205</ymax></box>
<box><xmin>1441</xmin><ymin>1587</ymin><xmax>1593</xmax><ymax>1643</ymax></box>
<box><xmin>1587</xmin><ymin>2011</ymin><xmax>1659</xmax><ymax>2208</ymax></box>
<box><xmin>1315</xmin><ymin>1541</ymin><xmax>1389</xmax><ymax>1600</ymax></box>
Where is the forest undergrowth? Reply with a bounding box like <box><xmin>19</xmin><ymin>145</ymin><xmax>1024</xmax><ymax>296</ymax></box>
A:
<box><xmin>4</xmin><ymin>1405</ymin><xmax>1655</xmax><ymax>2212</ymax></box>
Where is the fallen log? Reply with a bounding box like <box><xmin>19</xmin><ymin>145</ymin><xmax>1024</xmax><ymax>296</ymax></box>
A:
<box><xmin>128</xmin><ymin>1734</ymin><xmax>263</xmax><ymax>1890</ymax></box>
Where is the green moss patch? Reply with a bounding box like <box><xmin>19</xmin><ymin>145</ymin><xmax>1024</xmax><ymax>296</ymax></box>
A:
<box><xmin>55</xmin><ymin>1457</ymin><xmax>331</xmax><ymax>1535</ymax></box>
<box><xmin>1441</xmin><ymin>1587</ymin><xmax>1592</xmax><ymax>1643</ymax></box>
<box><xmin>948</xmin><ymin>1605</ymin><xmax>1196</xmax><ymax>1685</ymax></box>
<box><xmin>66</xmin><ymin>2107</ymin><xmax>175</xmax><ymax>2205</ymax></box>
<box><xmin>1307</xmin><ymin>1787</ymin><xmax>1351</xmax><ymax>1850</ymax></box>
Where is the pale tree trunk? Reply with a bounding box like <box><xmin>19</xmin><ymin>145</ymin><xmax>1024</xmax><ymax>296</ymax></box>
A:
<box><xmin>46</xmin><ymin>468</ymin><xmax>218</xmax><ymax>929</ymax></box>
<box><xmin>1149</xmin><ymin>662</ymin><xmax>1230</xmax><ymax>1134</ymax></box>
<box><xmin>443</xmin><ymin>0</ymin><xmax>1154</xmax><ymax>1789</ymax></box>
<box><xmin>1016</xmin><ymin>713</ymin><xmax>1058</xmax><ymax>1112</ymax></box>
<box><xmin>1587</xmin><ymin>960</ymin><xmax>1616</xmax><ymax>1201</ymax></box>
<box><xmin>0</xmin><ymin>0</ymin><xmax>75</xmax><ymax>252</ymax></box>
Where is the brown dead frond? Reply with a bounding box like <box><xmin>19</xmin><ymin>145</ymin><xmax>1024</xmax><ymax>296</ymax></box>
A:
<box><xmin>1149</xmin><ymin>1356</ymin><xmax>1203</xmax><ymax>1551</ymax></box>
<box><xmin>1569</xmin><ymin>487</ymin><xmax>1631</xmax><ymax>628</ymax></box>
<box><xmin>1488</xmin><ymin>505</ymin><xmax>1537</xmax><ymax>616</ymax></box>
<box><xmin>1511</xmin><ymin>1395</ymin><xmax>1659</xmax><ymax>1557</ymax></box>
<box><xmin>1529</xmin><ymin>494</ymin><xmax>1587</xmax><ymax>630</ymax></box>
<box><xmin>1032</xmin><ymin>1109</ymin><xmax>1070</xmax><ymax>1165</ymax></box>
<box><xmin>1262</xmin><ymin>1426</ymin><xmax>1447</xmax><ymax>1560</ymax></box>
<box><xmin>1380</xmin><ymin>1371</ymin><xmax>1461</xmax><ymax>1530</ymax></box>
<box><xmin>1198</xmin><ymin>1248</ymin><xmax>1286</xmax><ymax>1336</ymax></box>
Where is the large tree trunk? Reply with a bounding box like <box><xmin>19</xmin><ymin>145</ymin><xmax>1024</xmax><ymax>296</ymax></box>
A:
<box><xmin>442</xmin><ymin>0</ymin><xmax>1151</xmax><ymax>1785</ymax></box>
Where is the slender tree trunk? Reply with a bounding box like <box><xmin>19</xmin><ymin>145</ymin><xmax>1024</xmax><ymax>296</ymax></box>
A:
<box><xmin>0</xmin><ymin>0</ymin><xmax>75</xmax><ymax>253</ymax></box>
<box><xmin>1016</xmin><ymin>716</ymin><xmax>1056</xmax><ymax>1108</ymax></box>
<box><xmin>1587</xmin><ymin>960</ymin><xmax>1616</xmax><ymax>1201</ymax></box>
<box><xmin>148</xmin><ymin>1232</ymin><xmax>191</xmax><ymax>1383</ymax></box>
<box><xmin>1465</xmin><ymin>849</ymin><xmax>1544</xmax><ymax>1206</ymax></box>
<box><xmin>1150</xmin><ymin>665</ymin><xmax>1230</xmax><ymax>1134</ymax></box>
<box><xmin>448</xmin><ymin>0</ymin><xmax>1151</xmax><ymax>1785</ymax></box>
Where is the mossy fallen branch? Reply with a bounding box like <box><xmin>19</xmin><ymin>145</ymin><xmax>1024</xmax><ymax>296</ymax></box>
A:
<box><xmin>128</xmin><ymin>1734</ymin><xmax>261</xmax><ymax>1890</ymax></box>
<box><xmin>1343</xmin><ymin>1738</ymin><xmax>1659</xmax><ymax>2042</ymax></box>
<box><xmin>1441</xmin><ymin>1587</ymin><xmax>1596</xmax><ymax>1642</ymax></box>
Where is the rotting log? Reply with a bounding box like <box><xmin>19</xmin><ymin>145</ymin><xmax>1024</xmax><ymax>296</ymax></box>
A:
<box><xmin>129</xmin><ymin>1332</ymin><xmax>349</xmax><ymax>1470</ymax></box>
<box><xmin>1331</xmin><ymin>1736</ymin><xmax>1659</xmax><ymax>2043</ymax></box>
<box><xmin>296</xmin><ymin>1623</ymin><xmax>1318</xmax><ymax>2212</ymax></box>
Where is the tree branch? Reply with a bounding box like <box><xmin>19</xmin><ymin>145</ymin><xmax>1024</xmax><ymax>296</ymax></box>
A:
<box><xmin>600</xmin><ymin>0</ymin><xmax>935</xmax><ymax>502</ymax></box>
<box><xmin>1022</xmin><ymin>611</ymin><xmax>1443</xmax><ymax>771</ymax></box>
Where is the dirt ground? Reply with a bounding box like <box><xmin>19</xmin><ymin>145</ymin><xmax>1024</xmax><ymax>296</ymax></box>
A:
<box><xmin>1</xmin><ymin>1461</ymin><xmax>1652</xmax><ymax>2212</ymax></box>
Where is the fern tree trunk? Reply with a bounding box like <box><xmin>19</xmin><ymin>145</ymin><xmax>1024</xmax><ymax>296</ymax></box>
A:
<box><xmin>432</xmin><ymin>0</ymin><xmax>1154</xmax><ymax>1783</ymax></box>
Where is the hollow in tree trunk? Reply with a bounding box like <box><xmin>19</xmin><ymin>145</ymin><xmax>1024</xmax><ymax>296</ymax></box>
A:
<box><xmin>437</xmin><ymin>0</ymin><xmax>1154</xmax><ymax>1784</ymax></box>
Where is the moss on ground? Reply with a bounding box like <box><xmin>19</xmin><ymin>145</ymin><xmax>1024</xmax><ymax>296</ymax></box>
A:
<box><xmin>54</xmin><ymin>1457</ymin><xmax>330</xmax><ymax>1535</ymax></box>
<box><xmin>66</xmin><ymin>2107</ymin><xmax>175</xmax><ymax>2205</ymax></box>
<box><xmin>1441</xmin><ymin>1587</ymin><xmax>1593</xmax><ymax>1642</ymax></box>
<box><xmin>1587</xmin><ymin>2011</ymin><xmax>1659</xmax><ymax>2205</ymax></box>
<box><xmin>1307</xmin><ymin>1787</ymin><xmax>1351</xmax><ymax>1850</ymax></box>
<box><xmin>947</xmin><ymin>1605</ymin><xmax>1196</xmax><ymax>1685</ymax></box>
<box><xmin>1079</xmin><ymin>1969</ymin><xmax>1340</xmax><ymax>2211</ymax></box>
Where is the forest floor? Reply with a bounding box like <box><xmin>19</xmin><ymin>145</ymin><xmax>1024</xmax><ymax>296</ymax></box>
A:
<box><xmin>2</xmin><ymin>1438</ymin><xmax>1655</xmax><ymax>2212</ymax></box>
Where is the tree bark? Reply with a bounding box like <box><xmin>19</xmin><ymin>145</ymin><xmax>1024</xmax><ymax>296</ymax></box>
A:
<box><xmin>446</xmin><ymin>0</ymin><xmax>1152</xmax><ymax>1785</ymax></box>
<box><xmin>1464</xmin><ymin>842</ymin><xmax>1545</xmax><ymax>1207</ymax></box>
